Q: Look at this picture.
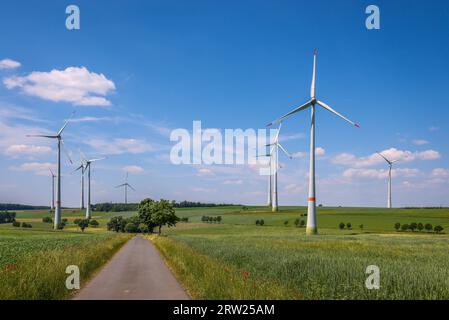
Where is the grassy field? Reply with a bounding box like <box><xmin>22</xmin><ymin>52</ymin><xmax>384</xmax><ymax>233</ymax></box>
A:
<box><xmin>0</xmin><ymin>209</ymin><xmax>132</xmax><ymax>300</ymax></box>
<box><xmin>153</xmin><ymin>206</ymin><xmax>449</xmax><ymax>300</ymax></box>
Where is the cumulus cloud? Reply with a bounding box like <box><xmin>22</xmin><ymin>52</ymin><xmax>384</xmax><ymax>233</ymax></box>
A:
<box><xmin>4</xmin><ymin>67</ymin><xmax>115</xmax><ymax>106</ymax></box>
<box><xmin>292</xmin><ymin>147</ymin><xmax>325</xmax><ymax>158</ymax></box>
<box><xmin>343</xmin><ymin>168</ymin><xmax>420</xmax><ymax>179</ymax></box>
<box><xmin>0</xmin><ymin>59</ymin><xmax>21</xmax><ymax>70</ymax></box>
<box><xmin>412</xmin><ymin>139</ymin><xmax>429</xmax><ymax>145</ymax></box>
<box><xmin>333</xmin><ymin>148</ymin><xmax>440</xmax><ymax>167</ymax></box>
<box><xmin>122</xmin><ymin>165</ymin><xmax>144</xmax><ymax>174</ymax></box>
<box><xmin>431</xmin><ymin>168</ymin><xmax>449</xmax><ymax>178</ymax></box>
<box><xmin>5</xmin><ymin>144</ymin><xmax>52</xmax><ymax>157</ymax></box>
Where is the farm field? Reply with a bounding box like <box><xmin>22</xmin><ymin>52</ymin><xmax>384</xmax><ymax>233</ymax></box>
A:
<box><xmin>153</xmin><ymin>206</ymin><xmax>449</xmax><ymax>300</ymax></box>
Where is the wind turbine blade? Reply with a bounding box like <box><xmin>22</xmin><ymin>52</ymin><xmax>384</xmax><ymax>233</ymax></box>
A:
<box><xmin>26</xmin><ymin>134</ymin><xmax>58</xmax><ymax>138</ymax></box>
<box><xmin>377</xmin><ymin>152</ymin><xmax>392</xmax><ymax>164</ymax></box>
<box><xmin>74</xmin><ymin>164</ymin><xmax>84</xmax><ymax>172</ymax></box>
<box><xmin>127</xmin><ymin>183</ymin><xmax>136</xmax><ymax>191</ymax></box>
<box><xmin>316</xmin><ymin>100</ymin><xmax>360</xmax><ymax>128</ymax></box>
<box><xmin>49</xmin><ymin>168</ymin><xmax>54</xmax><ymax>176</ymax></box>
<box><xmin>278</xmin><ymin>143</ymin><xmax>293</xmax><ymax>159</ymax></box>
<box><xmin>60</xmin><ymin>140</ymin><xmax>73</xmax><ymax>164</ymax></box>
<box><xmin>88</xmin><ymin>157</ymin><xmax>106</xmax><ymax>163</ymax></box>
<box><xmin>80</xmin><ymin>150</ymin><xmax>88</xmax><ymax>162</ymax></box>
<box><xmin>267</xmin><ymin>100</ymin><xmax>312</xmax><ymax>126</ymax></box>
<box><xmin>255</xmin><ymin>154</ymin><xmax>270</xmax><ymax>158</ymax></box>
<box><xmin>115</xmin><ymin>184</ymin><xmax>126</xmax><ymax>188</ymax></box>
<box><xmin>274</xmin><ymin>122</ymin><xmax>283</xmax><ymax>143</ymax></box>
<box><xmin>310</xmin><ymin>49</ymin><xmax>317</xmax><ymax>98</ymax></box>
<box><xmin>57</xmin><ymin>110</ymin><xmax>76</xmax><ymax>136</ymax></box>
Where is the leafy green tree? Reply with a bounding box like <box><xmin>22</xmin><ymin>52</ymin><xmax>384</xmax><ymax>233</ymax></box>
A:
<box><xmin>107</xmin><ymin>216</ymin><xmax>124</xmax><ymax>232</ymax></box>
<box><xmin>42</xmin><ymin>217</ymin><xmax>53</xmax><ymax>223</ymax></box>
<box><xmin>138</xmin><ymin>223</ymin><xmax>149</xmax><ymax>233</ymax></box>
<box><xmin>425</xmin><ymin>223</ymin><xmax>433</xmax><ymax>232</ymax></box>
<box><xmin>434</xmin><ymin>225</ymin><xmax>444</xmax><ymax>234</ymax></box>
<box><xmin>417</xmin><ymin>223</ymin><xmax>424</xmax><ymax>232</ymax></box>
<box><xmin>401</xmin><ymin>224</ymin><xmax>409</xmax><ymax>231</ymax></box>
<box><xmin>255</xmin><ymin>220</ymin><xmax>260</xmax><ymax>225</ymax></box>
<box><xmin>137</xmin><ymin>198</ymin><xmax>156</xmax><ymax>232</ymax></box>
<box><xmin>300</xmin><ymin>220</ymin><xmax>305</xmax><ymax>227</ymax></box>
<box><xmin>89</xmin><ymin>219</ymin><xmax>99</xmax><ymax>227</ymax></box>
<box><xmin>217</xmin><ymin>216</ymin><xmax>222</xmax><ymax>223</ymax></box>
<box><xmin>259</xmin><ymin>219</ymin><xmax>265</xmax><ymax>226</ymax></box>
<box><xmin>284</xmin><ymin>220</ymin><xmax>289</xmax><ymax>226</ymax></box>
<box><xmin>339</xmin><ymin>222</ymin><xmax>345</xmax><ymax>230</ymax></box>
<box><xmin>346</xmin><ymin>222</ymin><xmax>352</xmax><ymax>230</ymax></box>
<box><xmin>12</xmin><ymin>221</ymin><xmax>20</xmax><ymax>227</ymax></box>
<box><xmin>394</xmin><ymin>222</ymin><xmax>401</xmax><ymax>231</ymax></box>
<box><xmin>409</xmin><ymin>222</ymin><xmax>418</xmax><ymax>232</ymax></box>
<box><xmin>294</xmin><ymin>219</ymin><xmax>300</xmax><ymax>227</ymax></box>
<box><xmin>77</xmin><ymin>219</ymin><xmax>89</xmax><ymax>232</ymax></box>
<box><xmin>150</xmin><ymin>199</ymin><xmax>179</xmax><ymax>235</ymax></box>
<box><xmin>124</xmin><ymin>222</ymin><xmax>138</xmax><ymax>233</ymax></box>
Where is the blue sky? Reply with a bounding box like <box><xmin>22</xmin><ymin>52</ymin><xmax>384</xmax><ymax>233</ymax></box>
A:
<box><xmin>0</xmin><ymin>0</ymin><xmax>448</xmax><ymax>207</ymax></box>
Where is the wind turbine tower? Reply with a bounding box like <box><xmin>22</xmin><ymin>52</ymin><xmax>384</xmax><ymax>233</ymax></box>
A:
<box><xmin>377</xmin><ymin>152</ymin><xmax>398</xmax><ymax>208</ymax></box>
<box><xmin>115</xmin><ymin>172</ymin><xmax>136</xmax><ymax>204</ymax></box>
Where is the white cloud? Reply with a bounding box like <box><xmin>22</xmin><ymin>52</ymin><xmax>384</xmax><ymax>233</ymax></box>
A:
<box><xmin>292</xmin><ymin>147</ymin><xmax>325</xmax><ymax>158</ymax></box>
<box><xmin>343</xmin><ymin>168</ymin><xmax>420</xmax><ymax>179</ymax></box>
<box><xmin>196</xmin><ymin>168</ymin><xmax>214</xmax><ymax>176</ymax></box>
<box><xmin>223</xmin><ymin>179</ymin><xmax>243</xmax><ymax>185</ymax></box>
<box><xmin>315</xmin><ymin>147</ymin><xmax>326</xmax><ymax>156</ymax></box>
<box><xmin>284</xmin><ymin>183</ymin><xmax>304</xmax><ymax>194</ymax></box>
<box><xmin>431</xmin><ymin>168</ymin><xmax>449</xmax><ymax>178</ymax></box>
<box><xmin>333</xmin><ymin>148</ymin><xmax>441</xmax><ymax>167</ymax></box>
<box><xmin>4</xmin><ymin>67</ymin><xmax>115</xmax><ymax>106</ymax></box>
<box><xmin>5</xmin><ymin>144</ymin><xmax>52</xmax><ymax>157</ymax></box>
<box><xmin>0</xmin><ymin>59</ymin><xmax>21</xmax><ymax>70</ymax></box>
<box><xmin>84</xmin><ymin>138</ymin><xmax>156</xmax><ymax>155</ymax></box>
<box><xmin>12</xmin><ymin>162</ymin><xmax>55</xmax><ymax>175</ymax></box>
<box><xmin>412</xmin><ymin>139</ymin><xmax>429</xmax><ymax>145</ymax></box>
<box><xmin>122</xmin><ymin>165</ymin><xmax>144</xmax><ymax>174</ymax></box>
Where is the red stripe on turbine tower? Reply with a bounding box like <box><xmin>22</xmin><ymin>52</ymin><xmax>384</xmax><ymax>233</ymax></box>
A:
<box><xmin>308</xmin><ymin>197</ymin><xmax>316</xmax><ymax>201</ymax></box>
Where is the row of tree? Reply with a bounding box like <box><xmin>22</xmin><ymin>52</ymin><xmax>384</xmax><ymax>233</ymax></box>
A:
<box><xmin>0</xmin><ymin>204</ymin><xmax>48</xmax><ymax>210</ymax></box>
<box><xmin>0</xmin><ymin>211</ymin><xmax>16</xmax><ymax>224</ymax></box>
<box><xmin>394</xmin><ymin>222</ymin><xmax>444</xmax><ymax>233</ymax></box>
<box><xmin>92</xmin><ymin>203</ymin><xmax>139</xmax><ymax>212</ymax></box>
<box><xmin>107</xmin><ymin>198</ymin><xmax>179</xmax><ymax>234</ymax></box>
<box><xmin>201</xmin><ymin>216</ymin><xmax>222</xmax><ymax>223</ymax></box>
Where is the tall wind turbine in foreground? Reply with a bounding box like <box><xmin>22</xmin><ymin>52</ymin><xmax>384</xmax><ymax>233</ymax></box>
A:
<box><xmin>74</xmin><ymin>158</ymin><xmax>86</xmax><ymax>210</ymax></box>
<box><xmin>377</xmin><ymin>152</ymin><xmax>398</xmax><ymax>208</ymax></box>
<box><xmin>27</xmin><ymin>112</ymin><xmax>74</xmax><ymax>229</ymax></box>
<box><xmin>115</xmin><ymin>172</ymin><xmax>135</xmax><ymax>204</ymax></box>
<box><xmin>81</xmin><ymin>153</ymin><xmax>106</xmax><ymax>219</ymax></box>
<box><xmin>266</xmin><ymin>122</ymin><xmax>292</xmax><ymax>212</ymax></box>
<box><xmin>49</xmin><ymin>169</ymin><xmax>56</xmax><ymax>210</ymax></box>
<box><xmin>268</xmin><ymin>50</ymin><xmax>359</xmax><ymax>234</ymax></box>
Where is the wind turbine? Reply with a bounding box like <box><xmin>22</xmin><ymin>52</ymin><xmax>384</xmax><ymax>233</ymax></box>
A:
<box><xmin>266</xmin><ymin>122</ymin><xmax>292</xmax><ymax>212</ymax></box>
<box><xmin>115</xmin><ymin>172</ymin><xmax>136</xmax><ymax>204</ymax></box>
<box><xmin>377</xmin><ymin>152</ymin><xmax>398</xmax><ymax>209</ymax></box>
<box><xmin>49</xmin><ymin>169</ymin><xmax>56</xmax><ymax>210</ymax></box>
<box><xmin>256</xmin><ymin>146</ymin><xmax>274</xmax><ymax>208</ymax></box>
<box><xmin>81</xmin><ymin>152</ymin><xmax>106</xmax><ymax>219</ymax></box>
<box><xmin>267</xmin><ymin>49</ymin><xmax>359</xmax><ymax>235</ymax></box>
<box><xmin>27</xmin><ymin>112</ymin><xmax>75</xmax><ymax>229</ymax></box>
<box><xmin>74</xmin><ymin>157</ymin><xmax>86</xmax><ymax>210</ymax></box>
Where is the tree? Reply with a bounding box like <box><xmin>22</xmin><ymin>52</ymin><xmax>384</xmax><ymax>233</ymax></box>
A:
<box><xmin>217</xmin><ymin>216</ymin><xmax>222</xmax><ymax>223</ymax></box>
<box><xmin>434</xmin><ymin>225</ymin><xmax>444</xmax><ymax>234</ymax></box>
<box><xmin>255</xmin><ymin>220</ymin><xmax>260</xmax><ymax>226</ymax></box>
<box><xmin>107</xmin><ymin>216</ymin><xmax>124</xmax><ymax>232</ymax></box>
<box><xmin>259</xmin><ymin>219</ymin><xmax>265</xmax><ymax>226</ymax></box>
<box><xmin>150</xmin><ymin>199</ymin><xmax>179</xmax><ymax>235</ymax></box>
<box><xmin>394</xmin><ymin>222</ymin><xmax>401</xmax><ymax>231</ymax></box>
<box><xmin>339</xmin><ymin>222</ymin><xmax>345</xmax><ymax>230</ymax></box>
<box><xmin>77</xmin><ymin>219</ymin><xmax>89</xmax><ymax>232</ymax></box>
<box><xmin>138</xmin><ymin>223</ymin><xmax>149</xmax><ymax>233</ymax></box>
<box><xmin>284</xmin><ymin>220</ymin><xmax>289</xmax><ymax>226</ymax></box>
<box><xmin>42</xmin><ymin>217</ymin><xmax>53</xmax><ymax>223</ymax></box>
<box><xmin>409</xmin><ymin>222</ymin><xmax>418</xmax><ymax>232</ymax></box>
<box><xmin>359</xmin><ymin>224</ymin><xmax>364</xmax><ymax>231</ymax></box>
<box><xmin>124</xmin><ymin>222</ymin><xmax>138</xmax><ymax>233</ymax></box>
<box><xmin>137</xmin><ymin>198</ymin><xmax>156</xmax><ymax>232</ymax></box>
<box><xmin>346</xmin><ymin>222</ymin><xmax>352</xmax><ymax>230</ymax></box>
<box><xmin>401</xmin><ymin>224</ymin><xmax>409</xmax><ymax>231</ymax></box>
<box><xmin>294</xmin><ymin>219</ymin><xmax>300</xmax><ymax>227</ymax></box>
<box><xmin>89</xmin><ymin>219</ymin><xmax>99</xmax><ymax>228</ymax></box>
<box><xmin>425</xmin><ymin>223</ymin><xmax>433</xmax><ymax>232</ymax></box>
<box><xmin>417</xmin><ymin>223</ymin><xmax>424</xmax><ymax>232</ymax></box>
<box><xmin>300</xmin><ymin>220</ymin><xmax>305</xmax><ymax>227</ymax></box>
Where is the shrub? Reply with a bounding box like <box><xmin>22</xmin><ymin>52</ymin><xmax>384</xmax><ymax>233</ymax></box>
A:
<box><xmin>359</xmin><ymin>224</ymin><xmax>364</xmax><ymax>231</ymax></box>
<box><xmin>294</xmin><ymin>219</ymin><xmax>300</xmax><ymax>227</ymax></box>
<box><xmin>409</xmin><ymin>222</ymin><xmax>418</xmax><ymax>232</ymax></box>
<box><xmin>56</xmin><ymin>223</ymin><xmax>65</xmax><ymax>230</ymax></box>
<box><xmin>401</xmin><ymin>224</ymin><xmax>409</xmax><ymax>231</ymax></box>
<box><xmin>21</xmin><ymin>222</ymin><xmax>32</xmax><ymax>228</ymax></box>
<box><xmin>259</xmin><ymin>219</ymin><xmax>265</xmax><ymax>226</ymax></box>
<box><xmin>300</xmin><ymin>220</ymin><xmax>305</xmax><ymax>227</ymax></box>
<box><xmin>0</xmin><ymin>211</ymin><xmax>16</xmax><ymax>224</ymax></box>
<box><xmin>346</xmin><ymin>222</ymin><xmax>352</xmax><ymax>230</ymax></box>
<box><xmin>77</xmin><ymin>219</ymin><xmax>89</xmax><ymax>232</ymax></box>
<box><xmin>284</xmin><ymin>220</ymin><xmax>289</xmax><ymax>226</ymax></box>
<box><xmin>339</xmin><ymin>222</ymin><xmax>345</xmax><ymax>230</ymax></box>
<box><xmin>255</xmin><ymin>220</ymin><xmax>260</xmax><ymax>226</ymax></box>
<box><xmin>42</xmin><ymin>217</ymin><xmax>53</xmax><ymax>223</ymax></box>
<box><xmin>138</xmin><ymin>223</ymin><xmax>149</xmax><ymax>233</ymax></box>
<box><xmin>434</xmin><ymin>225</ymin><xmax>444</xmax><ymax>234</ymax></box>
<box><xmin>216</xmin><ymin>216</ymin><xmax>222</xmax><ymax>223</ymax></box>
<box><xmin>62</xmin><ymin>218</ymin><xmax>68</xmax><ymax>224</ymax></box>
<box><xmin>12</xmin><ymin>221</ymin><xmax>20</xmax><ymax>227</ymax></box>
<box><xmin>73</xmin><ymin>218</ymin><xmax>82</xmax><ymax>225</ymax></box>
<box><xmin>89</xmin><ymin>220</ymin><xmax>99</xmax><ymax>227</ymax></box>
<box><xmin>425</xmin><ymin>223</ymin><xmax>433</xmax><ymax>232</ymax></box>
<box><xmin>394</xmin><ymin>222</ymin><xmax>401</xmax><ymax>231</ymax></box>
<box><xmin>417</xmin><ymin>223</ymin><xmax>424</xmax><ymax>232</ymax></box>
<box><xmin>124</xmin><ymin>222</ymin><xmax>138</xmax><ymax>233</ymax></box>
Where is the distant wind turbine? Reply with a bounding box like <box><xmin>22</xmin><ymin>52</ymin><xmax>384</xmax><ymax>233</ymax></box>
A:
<box><xmin>27</xmin><ymin>111</ymin><xmax>75</xmax><ymax>229</ymax></box>
<box><xmin>49</xmin><ymin>169</ymin><xmax>56</xmax><ymax>211</ymax></box>
<box><xmin>377</xmin><ymin>152</ymin><xmax>398</xmax><ymax>209</ymax></box>
<box><xmin>267</xmin><ymin>49</ymin><xmax>359</xmax><ymax>235</ymax></box>
<box><xmin>115</xmin><ymin>172</ymin><xmax>135</xmax><ymax>204</ymax></box>
<box><xmin>266</xmin><ymin>122</ymin><xmax>292</xmax><ymax>212</ymax></box>
<box><xmin>81</xmin><ymin>152</ymin><xmax>106</xmax><ymax>219</ymax></box>
<box><xmin>74</xmin><ymin>156</ymin><xmax>86</xmax><ymax>210</ymax></box>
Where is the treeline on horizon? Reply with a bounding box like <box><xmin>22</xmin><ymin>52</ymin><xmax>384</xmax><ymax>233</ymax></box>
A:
<box><xmin>93</xmin><ymin>201</ymin><xmax>239</xmax><ymax>212</ymax></box>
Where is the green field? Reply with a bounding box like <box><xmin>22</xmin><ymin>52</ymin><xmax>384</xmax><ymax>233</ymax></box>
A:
<box><xmin>154</xmin><ymin>206</ymin><xmax>449</xmax><ymax>300</ymax></box>
<box><xmin>1</xmin><ymin>206</ymin><xmax>449</xmax><ymax>300</ymax></box>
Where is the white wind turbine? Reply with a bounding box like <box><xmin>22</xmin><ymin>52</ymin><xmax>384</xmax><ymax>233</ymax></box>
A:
<box><xmin>377</xmin><ymin>152</ymin><xmax>398</xmax><ymax>209</ymax></box>
<box><xmin>74</xmin><ymin>156</ymin><xmax>86</xmax><ymax>210</ymax></box>
<box><xmin>115</xmin><ymin>172</ymin><xmax>136</xmax><ymax>204</ymax></box>
<box><xmin>81</xmin><ymin>152</ymin><xmax>106</xmax><ymax>219</ymax></box>
<box><xmin>255</xmin><ymin>147</ymin><xmax>274</xmax><ymax>208</ymax></box>
<box><xmin>27</xmin><ymin>112</ymin><xmax>75</xmax><ymax>229</ymax></box>
<box><xmin>266</xmin><ymin>122</ymin><xmax>292</xmax><ymax>212</ymax></box>
<box><xmin>49</xmin><ymin>169</ymin><xmax>56</xmax><ymax>211</ymax></box>
<box><xmin>268</xmin><ymin>49</ymin><xmax>359</xmax><ymax>234</ymax></box>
